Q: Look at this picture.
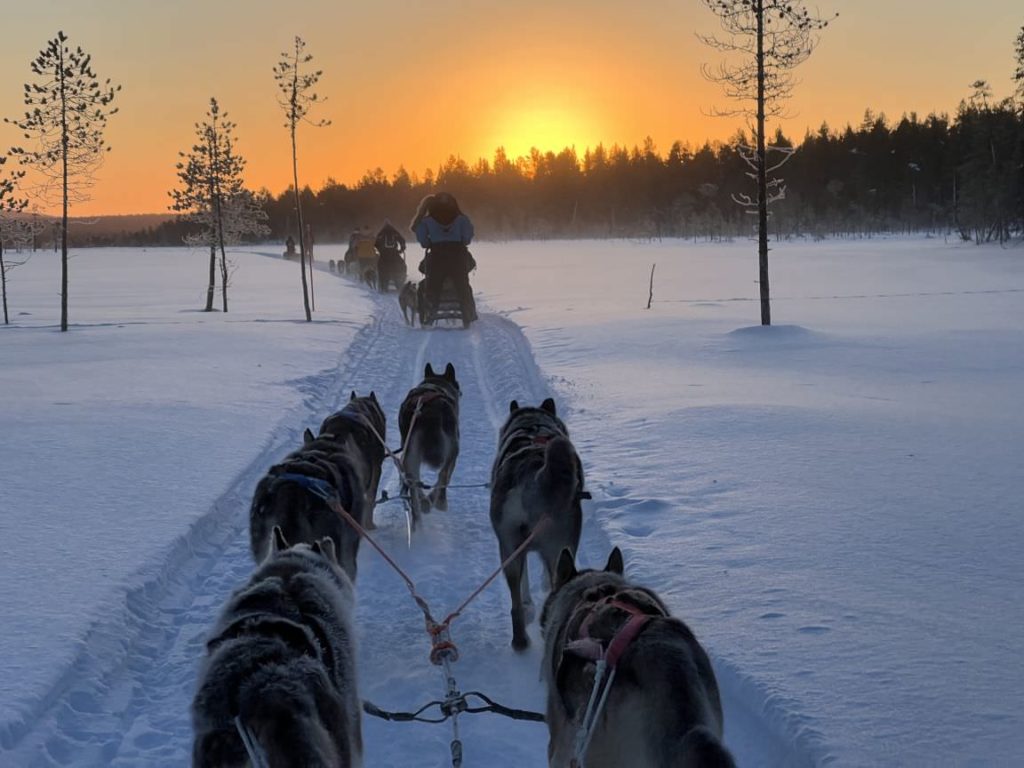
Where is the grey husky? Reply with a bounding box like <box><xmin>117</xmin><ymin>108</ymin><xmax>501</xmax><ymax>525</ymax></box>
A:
<box><xmin>192</xmin><ymin>529</ymin><xmax>362</xmax><ymax>768</ymax></box>
<box><xmin>540</xmin><ymin>548</ymin><xmax>735</xmax><ymax>768</ymax></box>
<box><xmin>249</xmin><ymin>395</ymin><xmax>386</xmax><ymax>580</ymax></box>
<box><xmin>398</xmin><ymin>363</ymin><xmax>461</xmax><ymax>528</ymax></box>
<box><xmin>490</xmin><ymin>398</ymin><xmax>585</xmax><ymax>650</ymax></box>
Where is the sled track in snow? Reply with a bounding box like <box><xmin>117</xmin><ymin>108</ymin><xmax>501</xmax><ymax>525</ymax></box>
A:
<box><xmin>5</xmin><ymin>283</ymin><xmax>815</xmax><ymax>767</ymax></box>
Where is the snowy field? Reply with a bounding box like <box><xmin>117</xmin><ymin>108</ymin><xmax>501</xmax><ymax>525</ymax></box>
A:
<box><xmin>1</xmin><ymin>237</ymin><xmax>1022</xmax><ymax>766</ymax></box>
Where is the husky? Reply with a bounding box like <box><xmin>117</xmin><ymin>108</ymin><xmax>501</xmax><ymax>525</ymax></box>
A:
<box><xmin>398</xmin><ymin>363</ymin><xmax>460</xmax><ymax>528</ymax></box>
<box><xmin>192</xmin><ymin>529</ymin><xmax>362</xmax><ymax>768</ymax></box>
<box><xmin>490</xmin><ymin>398</ymin><xmax>585</xmax><ymax>650</ymax></box>
<box><xmin>398</xmin><ymin>281</ymin><xmax>419</xmax><ymax>326</ymax></box>
<box><xmin>540</xmin><ymin>548</ymin><xmax>734</xmax><ymax>768</ymax></box>
<box><xmin>249</xmin><ymin>445</ymin><xmax>367</xmax><ymax>581</ymax></box>
<box><xmin>316</xmin><ymin>392</ymin><xmax>388</xmax><ymax>529</ymax></box>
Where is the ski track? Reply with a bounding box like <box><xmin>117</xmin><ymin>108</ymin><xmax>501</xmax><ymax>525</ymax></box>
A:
<box><xmin>5</xmin><ymin>278</ymin><xmax>811</xmax><ymax>767</ymax></box>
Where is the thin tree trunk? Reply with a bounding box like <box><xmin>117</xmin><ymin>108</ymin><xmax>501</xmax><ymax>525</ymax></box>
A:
<box><xmin>59</xmin><ymin>44</ymin><xmax>69</xmax><ymax>332</ymax></box>
<box><xmin>205</xmin><ymin>244</ymin><xmax>216</xmax><ymax>311</ymax></box>
<box><xmin>307</xmin><ymin>222</ymin><xmax>315</xmax><ymax>311</ymax></box>
<box><xmin>756</xmin><ymin>0</ymin><xmax>771</xmax><ymax>326</ymax></box>
<box><xmin>213</xmin><ymin>176</ymin><xmax>228</xmax><ymax>313</ymax></box>
<box><xmin>646</xmin><ymin>262</ymin><xmax>656</xmax><ymax>309</ymax></box>
<box><xmin>292</xmin><ymin>123</ymin><xmax>311</xmax><ymax>321</ymax></box>
<box><xmin>1</xmin><ymin>241</ymin><xmax>8</xmax><ymax>325</ymax></box>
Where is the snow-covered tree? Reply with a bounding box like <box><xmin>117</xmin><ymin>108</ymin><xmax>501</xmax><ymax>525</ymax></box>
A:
<box><xmin>4</xmin><ymin>31</ymin><xmax>120</xmax><ymax>331</ymax></box>
<box><xmin>274</xmin><ymin>36</ymin><xmax>330</xmax><ymax>322</ymax></box>
<box><xmin>0</xmin><ymin>155</ymin><xmax>29</xmax><ymax>325</ymax></box>
<box><xmin>170</xmin><ymin>98</ymin><xmax>254</xmax><ymax>313</ymax></box>
<box><xmin>699</xmin><ymin>1</ymin><xmax>834</xmax><ymax>325</ymax></box>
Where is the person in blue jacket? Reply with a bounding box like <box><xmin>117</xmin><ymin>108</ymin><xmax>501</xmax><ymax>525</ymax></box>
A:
<box><xmin>410</xmin><ymin>192</ymin><xmax>477</xmax><ymax>324</ymax></box>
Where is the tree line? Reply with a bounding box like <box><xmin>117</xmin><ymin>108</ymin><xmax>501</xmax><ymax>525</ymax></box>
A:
<box><xmin>122</xmin><ymin>90</ymin><xmax>1023</xmax><ymax>250</ymax></box>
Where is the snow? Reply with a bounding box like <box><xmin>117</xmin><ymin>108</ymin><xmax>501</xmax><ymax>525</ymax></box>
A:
<box><xmin>1</xmin><ymin>236</ymin><xmax>1022</xmax><ymax>766</ymax></box>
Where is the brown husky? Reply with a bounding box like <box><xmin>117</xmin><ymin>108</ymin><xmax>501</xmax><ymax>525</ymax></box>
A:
<box><xmin>490</xmin><ymin>398</ymin><xmax>586</xmax><ymax>650</ymax></box>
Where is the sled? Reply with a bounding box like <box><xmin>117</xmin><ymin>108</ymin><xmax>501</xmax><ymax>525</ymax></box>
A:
<box><xmin>418</xmin><ymin>278</ymin><xmax>475</xmax><ymax>329</ymax></box>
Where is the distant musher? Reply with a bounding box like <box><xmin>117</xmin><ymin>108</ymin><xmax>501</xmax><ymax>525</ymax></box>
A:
<box><xmin>374</xmin><ymin>219</ymin><xmax>406</xmax><ymax>292</ymax></box>
<box><xmin>410</xmin><ymin>192</ymin><xmax>477</xmax><ymax>324</ymax></box>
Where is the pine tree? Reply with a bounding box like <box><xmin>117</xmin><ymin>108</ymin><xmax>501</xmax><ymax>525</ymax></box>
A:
<box><xmin>699</xmin><ymin>1</ymin><xmax>835</xmax><ymax>325</ymax></box>
<box><xmin>5</xmin><ymin>31</ymin><xmax>120</xmax><ymax>331</ymax></box>
<box><xmin>274</xmin><ymin>36</ymin><xmax>330</xmax><ymax>322</ymax></box>
<box><xmin>170</xmin><ymin>98</ymin><xmax>255</xmax><ymax>313</ymax></box>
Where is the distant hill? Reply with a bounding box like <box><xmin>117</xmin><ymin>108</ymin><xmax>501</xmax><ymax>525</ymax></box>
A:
<box><xmin>16</xmin><ymin>213</ymin><xmax>184</xmax><ymax>247</ymax></box>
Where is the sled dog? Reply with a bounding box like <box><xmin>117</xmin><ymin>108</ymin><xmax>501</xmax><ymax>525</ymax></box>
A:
<box><xmin>398</xmin><ymin>281</ymin><xmax>419</xmax><ymax>326</ymax></box>
<box><xmin>249</xmin><ymin>393</ymin><xmax>385</xmax><ymax>579</ymax></box>
<box><xmin>249</xmin><ymin>445</ymin><xmax>366</xmax><ymax>581</ymax></box>
<box><xmin>540</xmin><ymin>548</ymin><xmax>735</xmax><ymax>768</ymax></box>
<box><xmin>490</xmin><ymin>398</ymin><xmax>585</xmax><ymax>650</ymax></box>
<box><xmin>192</xmin><ymin>529</ymin><xmax>362</xmax><ymax>768</ymax></box>
<box><xmin>398</xmin><ymin>363</ymin><xmax>460</xmax><ymax>528</ymax></box>
<box><xmin>316</xmin><ymin>391</ymin><xmax>388</xmax><ymax>529</ymax></box>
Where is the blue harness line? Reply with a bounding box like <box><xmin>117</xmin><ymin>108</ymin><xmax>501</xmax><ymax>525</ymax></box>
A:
<box><xmin>273</xmin><ymin>472</ymin><xmax>337</xmax><ymax>502</ymax></box>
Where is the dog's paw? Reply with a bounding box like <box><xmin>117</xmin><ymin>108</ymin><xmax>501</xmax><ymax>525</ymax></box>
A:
<box><xmin>511</xmin><ymin>634</ymin><xmax>531</xmax><ymax>652</ymax></box>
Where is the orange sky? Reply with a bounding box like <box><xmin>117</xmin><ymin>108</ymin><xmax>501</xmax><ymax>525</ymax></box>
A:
<box><xmin>2</xmin><ymin>0</ymin><xmax>1021</xmax><ymax>216</ymax></box>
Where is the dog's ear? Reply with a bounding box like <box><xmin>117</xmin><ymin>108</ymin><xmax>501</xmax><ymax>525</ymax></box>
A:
<box><xmin>554</xmin><ymin>548</ymin><xmax>577</xmax><ymax>590</ymax></box>
<box><xmin>271</xmin><ymin>526</ymin><xmax>289</xmax><ymax>554</ymax></box>
<box><xmin>425</xmin><ymin>363</ymin><xmax>435</xmax><ymax>378</ymax></box>
<box><xmin>444</xmin><ymin>363</ymin><xmax>456</xmax><ymax>381</ymax></box>
<box><xmin>350</xmin><ymin>390</ymin><xmax>357</xmax><ymax>401</ymax></box>
<box><xmin>369</xmin><ymin>391</ymin><xmax>378</xmax><ymax>403</ymax></box>
<box><xmin>317</xmin><ymin>536</ymin><xmax>339</xmax><ymax>565</ymax></box>
<box><xmin>303</xmin><ymin>428</ymin><xmax>315</xmax><ymax>445</ymax></box>
<box><xmin>604</xmin><ymin>547</ymin><xmax>624</xmax><ymax>576</ymax></box>
<box><xmin>509</xmin><ymin>399</ymin><xmax>520</xmax><ymax>414</ymax></box>
<box><xmin>541</xmin><ymin>398</ymin><xmax>557</xmax><ymax>415</ymax></box>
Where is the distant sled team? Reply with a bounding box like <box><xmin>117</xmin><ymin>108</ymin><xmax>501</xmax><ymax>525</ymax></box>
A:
<box><xmin>303</xmin><ymin>190</ymin><xmax>478</xmax><ymax>328</ymax></box>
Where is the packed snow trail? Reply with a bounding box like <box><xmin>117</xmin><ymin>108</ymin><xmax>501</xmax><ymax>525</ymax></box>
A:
<box><xmin>5</xmin><ymin>279</ymin><xmax>811</xmax><ymax>767</ymax></box>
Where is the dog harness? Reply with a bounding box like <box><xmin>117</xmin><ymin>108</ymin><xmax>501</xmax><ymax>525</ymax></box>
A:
<box><xmin>562</xmin><ymin>592</ymin><xmax>662</xmax><ymax>768</ymax></box>
<box><xmin>565</xmin><ymin>595</ymin><xmax>655</xmax><ymax>667</ymax></box>
<box><xmin>273</xmin><ymin>470</ymin><xmax>355</xmax><ymax>517</ymax></box>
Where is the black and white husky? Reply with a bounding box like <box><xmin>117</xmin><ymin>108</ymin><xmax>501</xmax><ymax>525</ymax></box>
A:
<box><xmin>192</xmin><ymin>529</ymin><xmax>362</xmax><ymax>768</ymax></box>
<box><xmin>540</xmin><ymin>548</ymin><xmax>735</xmax><ymax>768</ymax></box>
<box><xmin>490</xmin><ymin>398</ymin><xmax>585</xmax><ymax>650</ymax></box>
<box><xmin>398</xmin><ymin>363</ymin><xmax>461</xmax><ymax>528</ymax></box>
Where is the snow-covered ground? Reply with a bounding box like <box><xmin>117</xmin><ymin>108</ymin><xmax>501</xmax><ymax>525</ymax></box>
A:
<box><xmin>1</xmin><ymin>237</ymin><xmax>1021</xmax><ymax>766</ymax></box>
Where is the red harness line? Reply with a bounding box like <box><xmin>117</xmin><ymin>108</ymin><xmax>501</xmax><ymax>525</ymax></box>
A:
<box><xmin>568</xmin><ymin>597</ymin><xmax>654</xmax><ymax>667</ymax></box>
<box><xmin>325</xmin><ymin>493</ymin><xmax>550</xmax><ymax>666</ymax></box>
<box><xmin>565</xmin><ymin>596</ymin><xmax>657</xmax><ymax>768</ymax></box>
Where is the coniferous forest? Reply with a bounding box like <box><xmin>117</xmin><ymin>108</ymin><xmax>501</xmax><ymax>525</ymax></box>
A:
<box><xmin>61</xmin><ymin>80</ymin><xmax>1024</xmax><ymax>248</ymax></box>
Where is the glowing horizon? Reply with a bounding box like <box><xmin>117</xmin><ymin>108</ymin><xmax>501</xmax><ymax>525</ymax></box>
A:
<box><xmin>2</xmin><ymin>0</ymin><xmax>1021</xmax><ymax>216</ymax></box>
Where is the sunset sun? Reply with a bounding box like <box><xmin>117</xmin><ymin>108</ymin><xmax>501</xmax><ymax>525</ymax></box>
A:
<box><xmin>485</xmin><ymin>103</ymin><xmax>603</xmax><ymax>160</ymax></box>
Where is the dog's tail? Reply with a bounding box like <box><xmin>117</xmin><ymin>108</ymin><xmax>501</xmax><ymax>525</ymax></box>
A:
<box><xmin>672</xmin><ymin>725</ymin><xmax>736</xmax><ymax>768</ymax></box>
<box><xmin>238</xmin><ymin>660</ymin><xmax>356</xmax><ymax>768</ymax></box>
<box><xmin>536</xmin><ymin>436</ymin><xmax>582</xmax><ymax>510</ymax></box>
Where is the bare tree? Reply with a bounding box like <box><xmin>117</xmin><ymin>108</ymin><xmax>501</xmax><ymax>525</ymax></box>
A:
<box><xmin>170</xmin><ymin>98</ymin><xmax>250</xmax><ymax>312</ymax></box>
<box><xmin>274</xmin><ymin>36</ymin><xmax>330</xmax><ymax>322</ymax></box>
<box><xmin>5</xmin><ymin>31</ymin><xmax>120</xmax><ymax>331</ymax></box>
<box><xmin>699</xmin><ymin>1</ymin><xmax>834</xmax><ymax>325</ymax></box>
<box><xmin>1014</xmin><ymin>26</ymin><xmax>1024</xmax><ymax>103</ymax></box>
